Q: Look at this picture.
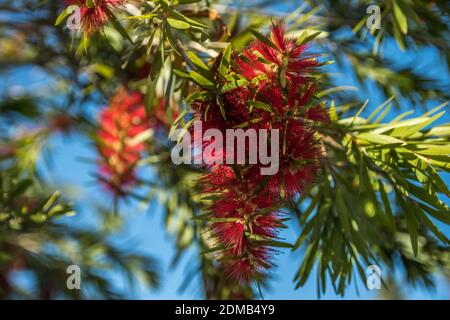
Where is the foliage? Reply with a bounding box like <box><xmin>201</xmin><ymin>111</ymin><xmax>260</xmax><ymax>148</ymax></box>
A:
<box><xmin>0</xmin><ymin>0</ymin><xmax>448</xmax><ymax>299</ymax></box>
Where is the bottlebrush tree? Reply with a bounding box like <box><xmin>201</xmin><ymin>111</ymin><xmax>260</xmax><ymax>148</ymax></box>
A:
<box><xmin>0</xmin><ymin>0</ymin><xmax>449</xmax><ymax>299</ymax></box>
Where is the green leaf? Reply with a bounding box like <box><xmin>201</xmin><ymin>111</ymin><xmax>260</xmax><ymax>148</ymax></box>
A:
<box><xmin>163</xmin><ymin>24</ymin><xmax>181</xmax><ymax>55</ymax></box>
<box><xmin>357</xmin><ymin>133</ymin><xmax>406</xmax><ymax>146</ymax></box>
<box><xmin>293</xmin><ymin>214</ymin><xmax>317</xmax><ymax>250</ymax></box>
<box><xmin>169</xmin><ymin>108</ymin><xmax>189</xmax><ymax>138</ymax></box>
<box><xmin>206</xmin><ymin>217</ymin><xmax>241</xmax><ymax>223</ymax></box>
<box><xmin>167</xmin><ymin>18</ymin><xmax>190</xmax><ymax>30</ymax></box>
<box><xmin>373</xmin><ymin>103</ymin><xmax>392</xmax><ymax>124</ymax></box>
<box><xmin>250</xmin><ymin>30</ymin><xmax>279</xmax><ymax>51</ymax></box>
<box><xmin>392</xmin><ymin>112</ymin><xmax>445</xmax><ymax>138</ymax></box>
<box><xmin>426</xmin><ymin>125</ymin><xmax>450</xmax><ymax>137</ymax></box>
<box><xmin>253</xmin><ymin>240</ymin><xmax>294</xmax><ymax>249</ymax></box>
<box><xmin>55</xmin><ymin>7</ymin><xmax>71</xmax><ymax>26</ymax></box>
<box><xmin>123</xmin><ymin>14</ymin><xmax>157</xmax><ymax>20</ymax></box>
<box><xmin>216</xmin><ymin>94</ymin><xmax>227</xmax><ymax>120</ymax></box>
<box><xmin>418</xmin><ymin>203</ymin><xmax>450</xmax><ymax>225</ymax></box>
<box><xmin>393</xmin><ymin>0</ymin><xmax>408</xmax><ymax>34</ymax></box>
<box><xmin>402</xmin><ymin>199</ymin><xmax>419</xmax><ymax>256</ymax></box>
<box><xmin>150</xmin><ymin>47</ymin><xmax>163</xmax><ymax>81</ymax></box>
<box><xmin>406</xmin><ymin>182</ymin><xmax>448</xmax><ymax>211</ymax></box>
<box><xmin>30</xmin><ymin>214</ymin><xmax>47</xmax><ymax>223</ymax></box>
<box><xmin>379</xmin><ymin>182</ymin><xmax>395</xmax><ymax>231</ymax></box>
<box><xmin>391</xmin><ymin>110</ymin><xmax>414</xmax><ymax>123</ymax></box>
<box><xmin>145</xmin><ymin>77</ymin><xmax>156</xmax><ymax>114</ymax></box>
<box><xmin>317</xmin><ymin>86</ymin><xmax>358</xmax><ymax>99</ymax></box>
<box><xmin>366</xmin><ymin>96</ymin><xmax>395</xmax><ymax>123</ymax></box>
<box><xmin>415</xmin><ymin>145</ymin><xmax>450</xmax><ymax>156</ymax></box>
<box><xmin>247</xmin><ymin>101</ymin><xmax>274</xmax><ymax>113</ymax></box>
<box><xmin>171</xmin><ymin>9</ymin><xmax>207</xmax><ymax>29</ymax></box>
<box><xmin>396</xmin><ymin>0</ymin><xmax>420</xmax><ymax>23</ymax></box>
<box><xmin>201</xmin><ymin>245</ymin><xmax>226</xmax><ymax>255</ymax></box>
<box><xmin>233</xmin><ymin>118</ymin><xmax>262</xmax><ymax>129</ymax></box>
<box><xmin>292</xmin><ymin>6</ymin><xmax>321</xmax><ymax>26</ymax></box>
<box><xmin>335</xmin><ymin>190</ymin><xmax>352</xmax><ymax>238</ymax></box>
<box><xmin>349</xmin><ymin>100</ymin><xmax>368</xmax><ymax>126</ymax></box>
<box><xmin>187</xmin><ymin>51</ymin><xmax>210</xmax><ymax>72</ymax></box>
<box><xmin>10</xmin><ymin>179</ymin><xmax>33</xmax><ymax>199</ymax></box>
<box><xmin>393</xmin><ymin>26</ymin><xmax>406</xmax><ymax>50</ymax></box>
<box><xmin>423</xmin><ymin>101</ymin><xmax>448</xmax><ymax>117</ymax></box>
<box><xmin>220</xmin><ymin>44</ymin><xmax>232</xmax><ymax>77</ymax></box>
<box><xmin>176</xmin><ymin>0</ymin><xmax>202</xmax><ymax>4</ymax></box>
<box><xmin>110</xmin><ymin>15</ymin><xmax>134</xmax><ymax>44</ymax></box>
<box><xmin>329</xmin><ymin>101</ymin><xmax>338</xmax><ymax>122</ymax></box>
<box><xmin>352</xmin><ymin>17</ymin><xmax>367</xmax><ymax>34</ymax></box>
<box><xmin>221</xmin><ymin>77</ymin><xmax>247</xmax><ymax>92</ymax></box>
<box><xmin>185</xmin><ymin>91</ymin><xmax>213</xmax><ymax>103</ymax></box>
<box><xmin>279</xmin><ymin>58</ymin><xmax>288</xmax><ymax>88</ymax></box>
<box><xmin>173</xmin><ymin>69</ymin><xmax>190</xmax><ymax>79</ymax></box>
<box><xmin>77</xmin><ymin>33</ymin><xmax>89</xmax><ymax>54</ymax></box>
<box><xmin>297</xmin><ymin>30</ymin><xmax>323</xmax><ymax>46</ymax></box>
<box><xmin>86</xmin><ymin>0</ymin><xmax>95</xmax><ymax>8</ymax></box>
<box><xmin>42</xmin><ymin>191</ymin><xmax>60</xmax><ymax>212</ymax></box>
<box><xmin>294</xmin><ymin>242</ymin><xmax>319</xmax><ymax>287</ymax></box>
<box><xmin>189</xmin><ymin>70</ymin><xmax>215</xmax><ymax>90</ymax></box>
<box><xmin>416</xmin><ymin>208</ymin><xmax>450</xmax><ymax>244</ymax></box>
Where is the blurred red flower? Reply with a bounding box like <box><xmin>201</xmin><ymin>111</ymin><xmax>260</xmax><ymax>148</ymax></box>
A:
<box><xmin>97</xmin><ymin>87</ymin><xmax>148</xmax><ymax>196</ymax></box>
<box><xmin>65</xmin><ymin>0</ymin><xmax>125</xmax><ymax>34</ymax></box>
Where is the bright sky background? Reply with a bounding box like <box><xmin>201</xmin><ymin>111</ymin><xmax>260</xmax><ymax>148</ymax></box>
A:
<box><xmin>1</xmin><ymin>0</ymin><xmax>449</xmax><ymax>300</ymax></box>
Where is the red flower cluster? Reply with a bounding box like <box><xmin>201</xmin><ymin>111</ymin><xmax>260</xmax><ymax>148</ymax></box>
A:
<box><xmin>97</xmin><ymin>88</ymin><xmax>148</xmax><ymax>196</ymax></box>
<box><xmin>65</xmin><ymin>0</ymin><xmax>125</xmax><ymax>34</ymax></box>
<box><xmin>202</xmin><ymin>166</ymin><xmax>283</xmax><ymax>282</ymax></box>
<box><xmin>192</xmin><ymin>22</ymin><xmax>328</xmax><ymax>282</ymax></box>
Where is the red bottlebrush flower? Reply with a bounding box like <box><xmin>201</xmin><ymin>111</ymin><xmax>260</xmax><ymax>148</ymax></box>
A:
<box><xmin>264</xmin><ymin>121</ymin><xmax>323</xmax><ymax>197</ymax></box>
<box><xmin>65</xmin><ymin>0</ymin><xmax>125</xmax><ymax>34</ymax></box>
<box><xmin>192</xmin><ymin>86</ymin><xmax>254</xmax><ymax>132</ymax></box>
<box><xmin>97</xmin><ymin>87</ymin><xmax>148</xmax><ymax>196</ymax></box>
<box><xmin>223</xmin><ymin>246</ymin><xmax>274</xmax><ymax>283</ymax></box>
<box><xmin>237</xmin><ymin>21</ymin><xmax>319</xmax><ymax>86</ymax></box>
<box><xmin>202</xmin><ymin>166</ymin><xmax>283</xmax><ymax>282</ymax></box>
<box><xmin>211</xmin><ymin>195</ymin><xmax>283</xmax><ymax>259</ymax></box>
<box><xmin>307</xmin><ymin>105</ymin><xmax>330</xmax><ymax>124</ymax></box>
<box><xmin>214</xmin><ymin>220</ymin><xmax>246</xmax><ymax>255</ymax></box>
<box><xmin>252</xmin><ymin>212</ymin><xmax>283</xmax><ymax>239</ymax></box>
<box><xmin>191</xmin><ymin>21</ymin><xmax>327</xmax><ymax>283</ymax></box>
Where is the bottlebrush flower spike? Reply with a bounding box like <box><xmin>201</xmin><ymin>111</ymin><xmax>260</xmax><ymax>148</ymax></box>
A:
<box><xmin>202</xmin><ymin>166</ymin><xmax>284</xmax><ymax>282</ymax></box>
<box><xmin>191</xmin><ymin>21</ymin><xmax>328</xmax><ymax>283</ymax></box>
<box><xmin>65</xmin><ymin>0</ymin><xmax>125</xmax><ymax>34</ymax></box>
<box><xmin>224</xmin><ymin>246</ymin><xmax>274</xmax><ymax>283</ymax></box>
<box><xmin>237</xmin><ymin>21</ymin><xmax>320</xmax><ymax>86</ymax></box>
<box><xmin>97</xmin><ymin>87</ymin><xmax>148</xmax><ymax>196</ymax></box>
